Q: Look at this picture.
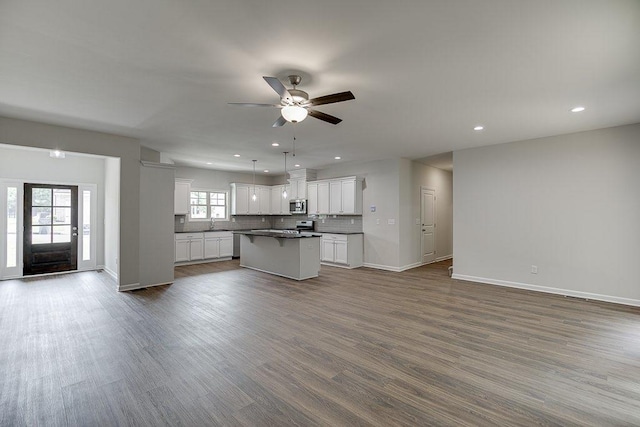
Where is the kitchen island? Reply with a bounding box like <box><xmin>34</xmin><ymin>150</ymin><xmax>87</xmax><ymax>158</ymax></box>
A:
<box><xmin>236</xmin><ymin>230</ymin><xmax>321</xmax><ymax>280</ymax></box>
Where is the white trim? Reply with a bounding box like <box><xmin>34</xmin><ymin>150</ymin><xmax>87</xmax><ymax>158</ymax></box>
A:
<box><xmin>118</xmin><ymin>281</ymin><xmax>172</xmax><ymax>292</ymax></box>
<box><xmin>174</xmin><ymin>257</ymin><xmax>232</xmax><ymax>267</ymax></box>
<box><xmin>104</xmin><ymin>265</ymin><xmax>118</xmax><ymax>282</ymax></box>
<box><xmin>320</xmin><ymin>262</ymin><xmax>358</xmax><ymax>269</ymax></box>
<box><xmin>451</xmin><ymin>274</ymin><xmax>640</xmax><ymax>308</ymax></box>
<box><xmin>140</xmin><ymin>161</ymin><xmax>175</xmax><ymax>169</ymax></box>
<box><xmin>239</xmin><ymin>265</ymin><xmax>318</xmax><ymax>281</ymax></box>
<box><xmin>363</xmin><ymin>262</ymin><xmax>404</xmax><ymax>272</ymax></box>
<box><xmin>436</xmin><ymin>254</ymin><xmax>453</xmax><ymax>262</ymax></box>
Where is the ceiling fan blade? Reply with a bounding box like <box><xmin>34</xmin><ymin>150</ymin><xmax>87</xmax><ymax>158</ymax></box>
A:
<box><xmin>305</xmin><ymin>91</ymin><xmax>355</xmax><ymax>107</ymax></box>
<box><xmin>263</xmin><ymin>76</ymin><xmax>292</xmax><ymax>101</ymax></box>
<box><xmin>228</xmin><ymin>103</ymin><xmax>281</xmax><ymax>107</ymax></box>
<box><xmin>307</xmin><ymin>109</ymin><xmax>342</xmax><ymax>125</ymax></box>
<box><xmin>272</xmin><ymin>115</ymin><xmax>287</xmax><ymax>127</ymax></box>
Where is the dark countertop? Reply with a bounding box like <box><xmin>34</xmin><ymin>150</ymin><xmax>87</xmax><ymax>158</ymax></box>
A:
<box><xmin>175</xmin><ymin>229</ymin><xmax>234</xmax><ymax>233</ymax></box>
<box><xmin>235</xmin><ymin>230</ymin><xmax>322</xmax><ymax>239</ymax></box>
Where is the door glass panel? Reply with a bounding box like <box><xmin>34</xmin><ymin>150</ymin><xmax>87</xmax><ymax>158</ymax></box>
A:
<box><xmin>53</xmin><ymin>207</ymin><xmax>71</xmax><ymax>224</ymax></box>
<box><xmin>32</xmin><ymin>226</ymin><xmax>51</xmax><ymax>244</ymax></box>
<box><xmin>53</xmin><ymin>189</ymin><xmax>71</xmax><ymax>206</ymax></box>
<box><xmin>6</xmin><ymin>187</ymin><xmax>17</xmax><ymax>268</ymax></box>
<box><xmin>32</xmin><ymin>188</ymin><xmax>51</xmax><ymax>206</ymax></box>
<box><xmin>52</xmin><ymin>225</ymin><xmax>71</xmax><ymax>243</ymax></box>
<box><xmin>82</xmin><ymin>190</ymin><xmax>91</xmax><ymax>261</ymax></box>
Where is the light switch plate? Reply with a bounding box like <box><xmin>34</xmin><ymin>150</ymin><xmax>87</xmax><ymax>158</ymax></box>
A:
<box><xmin>388</xmin><ymin>219</ymin><xmax>396</xmax><ymax>225</ymax></box>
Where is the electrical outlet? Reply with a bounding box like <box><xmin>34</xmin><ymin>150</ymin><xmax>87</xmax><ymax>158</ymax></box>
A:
<box><xmin>388</xmin><ymin>219</ymin><xmax>395</xmax><ymax>225</ymax></box>
<box><xmin>322</xmin><ymin>219</ymin><xmax>325</xmax><ymax>223</ymax></box>
<box><xmin>179</xmin><ymin>217</ymin><xmax>184</xmax><ymax>224</ymax></box>
<box><xmin>350</xmin><ymin>218</ymin><xmax>354</xmax><ymax>224</ymax></box>
<box><xmin>376</xmin><ymin>219</ymin><xmax>380</xmax><ymax>225</ymax></box>
<box><xmin>531</xmin><ymin>265</ymin><xmax>538</xmax><ymax>274</ymax></box>
<box><xmin>262</xmin><ymin>217</ymin><xmax>265</xmax><ymax>222</ymax></box>
<box><xmin>231</xmin><ymin>217</ymin><xmax>235</xmax><ymax>222</ymax></box>
<box><xmin>281</xmin><ymin>218</ymin><xmax>284</xmax><ymax>222</ymax></box>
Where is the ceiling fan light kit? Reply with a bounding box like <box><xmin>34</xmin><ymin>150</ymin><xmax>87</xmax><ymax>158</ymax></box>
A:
<box><xmin>230</xmin><ymin>74</ymin><xmax>355</xmax><ymax>127</ymax></box>
<box><xmin>281</xmin><ymin>105</ymin><xmax>308</xmax><ymax>123</ymax></box>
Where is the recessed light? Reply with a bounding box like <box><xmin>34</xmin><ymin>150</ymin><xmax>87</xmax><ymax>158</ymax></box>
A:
<box><xmin>474</xmin><ymin>125</ymin><xmax>484</xmax><ymax>131</ymax></box>
<box><xmin>334</xmin><ymin>156</ymin><xmax>341</xmax><ymax>160</ymax></box>
<box><xmin>294</xmin><ymin>164</ymin><xmax>300</xmax><ymax>167</ymax></box>
<box><xmin>570</xmin><ymin>106</ymin><xmax>585</xmax><ymax>113</ymax></box>
<box><xmin>233</xmin><ymin>154</ymin><xmax>241</xmax><ymax>157</ymax></box>
<box><xmin>206</xmin><ymin>162</ymin><xmax>212</xmax><ymax>165</ymax></box>
<box><xmin>263</xmin><ymin>169</ymin><xmax>269</xmax><ymax>173</ymax></box>
<box><xmin>271</xmin><ymin>142</ymin><xmax>279</xmax><ymax>147</ymax></box>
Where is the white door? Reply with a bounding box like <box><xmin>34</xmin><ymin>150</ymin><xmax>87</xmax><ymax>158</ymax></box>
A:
<box><xmin>340</xmin><ymin>180</ymin><xmax>356</xmax><ymax>214</ymax></box>
<box><xmin>219</xmin><ymin>237</ymin><xmax>233</xmax><ymax>257</ymax></box>
<box><xmin>175</xmin><ymin>240</ymin><xmax>189</xmax><ymax>262</ymax></box>
<box><xmin>307</xmin><ymin>183</ymin><xmax>318</xmax><ymax>214</ymax></box>
<box><xmin>190</xmin><ymin>238</ymin><xmax>204</xmax><ymax>260</ymax></box>
<box><xmin>421</xmin><ymin>188</ymin><xmax>436</xmax><ymax>263</ymax></box>
<box><xmin>235</xmin><ymin>185</ymin><xmax>250</xmax><ymax>215</ymax></box>
<box><xmin>321</xmin><ymin>239</ymin><xmax>335</xmax><ymax>262</ymax></box>
<box><xmin>334</xmin><ymin>241</ymin><xmax>348</xmax><ymax>264</ymax></box>
<box><xmin>204</xmin><ymin>238</ymin><xmax>220</xmax><ymax>259</ymax></box>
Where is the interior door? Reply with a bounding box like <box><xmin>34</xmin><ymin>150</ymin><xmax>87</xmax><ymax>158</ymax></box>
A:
<box><xmin>23</xmin><ymin>184</ymin><xmax>78</xmax><ymax>275</ymax></box>
<box><xmin>421</xmin><ymin>188</ymin><xmax>436</xmax><ymax>264</ymax></box>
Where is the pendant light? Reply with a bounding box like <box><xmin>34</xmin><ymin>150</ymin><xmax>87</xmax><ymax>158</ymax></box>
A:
<box><xmin>251</xmin><ymin>160</ymin><xmax>257</xmax><ymax>201</ymax></box>
<box><xmin>282</xmin><ymin>151</ymin><xmax>289</xmax><ymax>199</ymax></box>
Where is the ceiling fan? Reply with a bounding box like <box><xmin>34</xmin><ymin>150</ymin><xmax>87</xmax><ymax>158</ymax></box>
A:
<box><xmin>229</xmin><ymin>75</ymin><xmax>355</xmax><ymax>127</ymax></box>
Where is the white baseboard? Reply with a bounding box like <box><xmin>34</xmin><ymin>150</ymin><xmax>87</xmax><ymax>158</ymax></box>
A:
<box><xmin>174</xmin><ymin>257</ymin><xmax>232</xmax><ymax>267</ymax></box>
<box><xmin>363</xmin><ymin>262</ymin><xmax>403</xmax><ymax>272</ymax></box>
<box><xmin>452</xmin><ymin>273</ymin><xmax>640</xmax><ymax>308</ymax></box>
<box><xmin>117</xmin><ymin>281</ymin><xmax>173</xmax><ymax>292</ymax></box>
<box><xmin>436</xmin><ymin>254</ymin><xmax>453</xmax><ymax>262</ymax></box>
<box><xmin>103</xmin><ymin>266</ymin><xmax>118</xmax><ymax>282</ymax></box>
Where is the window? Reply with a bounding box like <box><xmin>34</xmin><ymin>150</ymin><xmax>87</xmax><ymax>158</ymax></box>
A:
<box><xmin>190</xmin><ymin>190</ymin><xmax>228</xmax><ymax>221</ymax></box>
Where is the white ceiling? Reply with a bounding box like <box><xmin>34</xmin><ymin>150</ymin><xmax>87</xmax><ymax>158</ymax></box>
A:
<box><xmin>1</xmin><ymin>0</ymin><xmax>639</xmax><ymax>174</ymax></box>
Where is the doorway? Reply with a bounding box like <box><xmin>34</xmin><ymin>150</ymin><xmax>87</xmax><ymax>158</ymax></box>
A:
<box><xmin>23</xmin><ymin>183</ymin><xmax>78</xmax><ymax>275</ymax></box>
<box><xmin>421</xmin><ymin>187</ymin><xmax>436</xmax><ymax>264</ymax></box>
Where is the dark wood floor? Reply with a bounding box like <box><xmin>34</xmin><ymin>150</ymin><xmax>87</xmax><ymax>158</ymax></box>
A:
<box><xmin>2</xmin><ymin>260</ymin><xmax>640</xmax><ymax>426</ymax></box>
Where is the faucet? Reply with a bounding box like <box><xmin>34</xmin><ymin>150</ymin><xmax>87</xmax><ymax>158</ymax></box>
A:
<box><xmin>210</xmin><ymin>217</ymin><xmax>215</xmax><ymax>230</ymax></box>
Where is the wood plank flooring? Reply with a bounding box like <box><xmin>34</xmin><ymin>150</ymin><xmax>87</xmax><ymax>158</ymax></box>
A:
<box><xmin>2</xmin><ymin>260</ymin><xmax>640</xmax><ymax>426</ymax></box>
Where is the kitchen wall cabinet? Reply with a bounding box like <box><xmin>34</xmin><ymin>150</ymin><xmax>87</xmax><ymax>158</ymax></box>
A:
<box><xmin>306</xmin><ymin>176</ymin><xmax>361</xmax><ymax>215</ymax></box>
<box><xmin>307</xmin><ymin>181</ymin><xmax>329</xmax><ymax>215</ymax></box>
<box><xmin>204</xmin><ymin>231</ymin><xmax>233</xmax><ymax>259</ymax></box>
<box><xmin>288</xmin><ymin>178</ymin><xmax>306</xmax><ymax>200</ymax></box>
<box><xmin>231</xmin><ymin>183</ymin><xmax>271</xmax><ymax>215</ymax></box>
<box><xmin>270</xmin><ymin>185</ymin><xmax>291</xmax><ymax>215</ymax></box>
<box><xmin>174</xmin><ymin>179</ymin><xmax>192</xmax><ymax>215</ymax></box>
<box><xmin>320</xmin><ymin>233</ymin><xmax>363</xmax><ymax>268</ymax></box>
<box><xmin>175</xmin><ymin>233</ymin><xmax>204</xmax><ymax>262</ymax></box>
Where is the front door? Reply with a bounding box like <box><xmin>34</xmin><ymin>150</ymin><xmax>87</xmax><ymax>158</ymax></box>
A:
<box><xmin>421</xmin><ymin>187</ymin><xmax>436</xmax><ymax>264</ymax></box>
<box><xmin>23</xmin><ymin>184</ymin><xmax>78</xmax><ymax>275</ymax></box>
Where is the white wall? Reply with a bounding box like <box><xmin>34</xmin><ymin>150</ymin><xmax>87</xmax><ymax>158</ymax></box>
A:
<box><xmin>0</xmin><ymin>116</ymin><xmax>140</xmax><ymax>287</ymax></box>
<box><xmin>138</xmin><ymin>162</ymin><xmax>174</xmax><ymax>289</ymax></box>
<box><xmin>104</xmin><ymin>158</ymin><xmax>120</xmax><ymax>280</ymax></box>
<box><xmin>406</xmin><ymin>162</ymin><xmax>453</xmax><ymax>267</ymax></box>
<box><xmin>317</xmin><ymin>159</ymin><xmax>402</xmax><ymax>270</ymax></box>
<box><xmin>453</xmin><ymin>123</ymin><xmax>640</xmax><ymax>305</ymax></box>
<box><xmin>0</xmin><ymin>144</ymin><xmax>106</xmax><ymax>266</ymax></box>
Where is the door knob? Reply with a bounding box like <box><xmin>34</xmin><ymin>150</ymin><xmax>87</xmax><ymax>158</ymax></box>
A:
<box><xmin>72</xmin><ymin>226</ymin><xmax>78</xmax><ymax>231</ymax></box>
<box><xmin>72</xmin><ymin>233</ymin><xmax>78</xmax><ymax>237</ymax></box>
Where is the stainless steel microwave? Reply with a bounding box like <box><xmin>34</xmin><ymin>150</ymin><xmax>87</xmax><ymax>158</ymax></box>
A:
<box><xmin>289</xmin><ymin>199</ymin><xmax>307</xmax><ymax>214</ymax></box>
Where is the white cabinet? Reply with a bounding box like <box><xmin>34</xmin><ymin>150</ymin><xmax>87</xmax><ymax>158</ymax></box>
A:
<box><xmin>175</xmin><ymin>233</ymin><xmax>204</xmax><ymax>262</ymax></box>
<box><xmin>308</xmin><ymin>181</ymin><xmax>330</xmax><ymax>215</ymax></box>
<box><xmin>270</xmin><ymin>185</ymin><xmax>291</xmax><ymax>215</ymax></box>
<box><xmin>231</xmin><ymin>183</ymin><xmax>271</xmax><ymax>215</ymax></box>
<box><xmin>330</xmin><ymin>178</ymin><xmax>361</xmax><ymax>214</ymax></box>
<box><xmin>176</xmin><ymin>232</ymin><xmax>232</xmax><ymax>263</ymax></box>
<box><xmin>320</xmin><ymin>233</ymin><xmax>363</xmax><ymax>268</ymax></box>
<box><xmin>204</xmin><ymin>232</ymin><xmax>233</xmax><ymax>259</ymax></box>
<box><xmin>288</xmin><ymin>178</ymin><xmax>306</xmax><ymax>200</ymax></box>
<box><xmin>174</xmin><ymin>179</ymin><xmax>192</xmax><ymax>215</ymax></box>
<box><xmin>307</xmin><ymin>177</ymin><xmax>361</xmax><ymax>215</ymax></box>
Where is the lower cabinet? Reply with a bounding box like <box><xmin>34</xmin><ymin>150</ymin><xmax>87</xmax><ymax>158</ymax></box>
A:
<box><xmin>320</xmin><ymin>233</ymin><xmax>363</xmax><ymax>268</ymax></box>
<box><xmin>175</xmin><ymin>232</ymin><xmax>233</xmax><ymax>263</ymax></box>
<box><xmin>204</xmin><ymin>232</ymin><xmax>233</xmax><ymax>259</ymax></box>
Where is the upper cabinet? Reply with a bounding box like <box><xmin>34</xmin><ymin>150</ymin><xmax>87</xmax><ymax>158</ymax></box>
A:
<box><xmin>307</xmin><ymin>177</ymin><xmax>362</xmax><ymax>215</ymax></box>
<box><xmin>174</xmin><ymin>179</ymin><xmax>192</xmax><ymax>215</ymax></box>
<box><xmin>231</xmin><ymin>183</ymin><xmax>271</xmax><ymax>215</ymax></box>
<box><xmin>270</xmin><ymin>185</ymin><xmax>291</xmax><ymax>215</ymax></box>
<box><xmin>289</xmin><ymin>178</ymin><xmax>306</xmax><ymax>200</ymax></box>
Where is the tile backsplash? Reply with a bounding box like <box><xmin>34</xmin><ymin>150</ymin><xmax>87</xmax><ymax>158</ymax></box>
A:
<box><xmin>175</xmin><ymin>214</ymin><xmax>363</xmax><ymax>233</ymax></box>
